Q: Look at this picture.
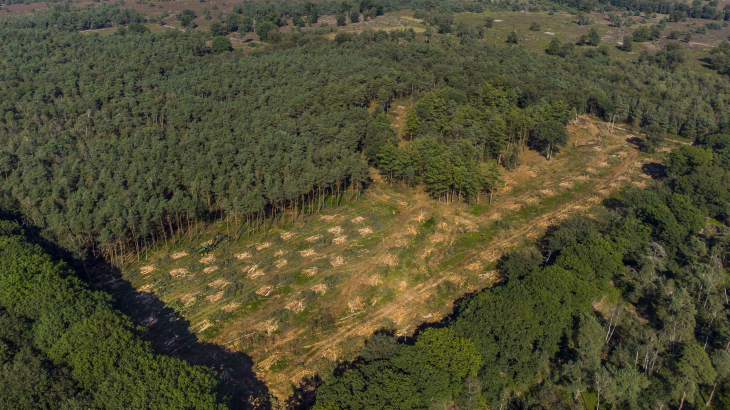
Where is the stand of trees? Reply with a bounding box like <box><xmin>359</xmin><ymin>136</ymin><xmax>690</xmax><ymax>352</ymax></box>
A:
<box><xmin>315</xmin><ymin>133</ymin><xmax>730</xmax><ymax>409</ymax></box>
<box><xmin>2</xmin><ymin>2</ymin><xmax>730</xmax><ymax>285</ymax></box>
<box><xmin>0</xmin><ymin>220</ymin><xmax>225</xmax><ymax>409</ymax></box>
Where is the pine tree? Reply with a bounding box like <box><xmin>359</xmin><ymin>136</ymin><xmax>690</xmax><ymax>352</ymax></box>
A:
<box><xmin>376</xmin><ymin>141</ymin><xmax>398</xmax><ymax>183</ymax></box>
<box><xmin>403</xmin><ymin>107</ymin><xmax>420</xmax><ymax>141</ymax></box>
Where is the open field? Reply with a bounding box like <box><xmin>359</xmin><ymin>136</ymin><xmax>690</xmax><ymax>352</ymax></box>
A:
<box><xmin>121</xmin><ymin>115</ymin><xmax>672</xmax><ymax>399</ymax></box>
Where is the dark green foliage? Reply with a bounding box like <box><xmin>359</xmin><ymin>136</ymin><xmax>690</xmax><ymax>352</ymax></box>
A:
<box><xmin>211</xmin><ymin>36</ymin><xmax>232</xmax><ymax>54</ymax></box>
<box><xmin>641</xmin><ymin>123</ymin><xmax>666</xmax><ymax>152</ymax></box>
<box><xmin>506</xmin><ymin>30</ymin><xmax>518</xmax><ymax>44</ymax></box>
<box><xmin>0</xmin><ymin>222</ymin><xmax>224</xmax><ymax>409</ymax></box>
<box><xmin>256</xmin><ymin>20</ymin><xmax>277</xmax><ymax>41</ymax></box>
<box><xmin>209</xmin><ymin>20</ymin><xmax>226</xmax><ymax>36</ymax></box>
<box><xmin>622</xmin><ymin>35</ymin><xmax>634</xmax><ymax>51</ymax></box>
<box><xmin>225</xmin><ymin>13</ymin><xmax>239</xmax><ymax>32</ymax></box>
<box><xmin>314</xmin><ymin>328</ymin><xmax>480</xmax><ymax>409</ymax></box>
<box><xmin>127</xmin><ymin>22</ymin><xmax>149</xmax><ymax>34</ymax></box>
<box><xmin>546</xmin><ymin>36</ymin><xmax>561</xmax><ymax>55</ymax></box>
<box><xmin>531</xmin><ymin>121</ymin><xmax>570</xmax><ymax>159</ymax></box>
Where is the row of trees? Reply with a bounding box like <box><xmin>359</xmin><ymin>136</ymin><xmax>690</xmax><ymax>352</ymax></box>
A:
<box><xmin>315</xmin><ymin>133</ymin><xmax>730</xmax><ymax>409</ymax></box>
<box><xmin>0</xmin><ymin>221</ymin><xmax>226</xmax><ymax>408</ymax></box>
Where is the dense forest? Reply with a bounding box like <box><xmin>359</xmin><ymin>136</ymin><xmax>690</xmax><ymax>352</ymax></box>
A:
<box><xmin>2</xmin><ymin>0</ymin><xmax>730</xmax><ymax>408</ymax></box>
<box><xmin>315</xmin><ymin>138</ymin><xmax>730</xmax><ymax>409</ymax></box>
<box><xmin>0</xmin><ymin>220</ymin><xmax>226</xmax><ymax>408</ymax></box>
<box><xmin>2</xmin><ymin>2</ymin><xmax>730</xmax><ymax>267</ymax></box>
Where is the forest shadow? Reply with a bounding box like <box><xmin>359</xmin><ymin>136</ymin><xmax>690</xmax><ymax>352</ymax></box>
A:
<box><xmin>285</xmin><ymin>374</ymin><xmax>322</xmax><ymax>410</ymax></box>
<box><xmin>15</xmin><ymin>220</ymin><xmax>271</xmax><ymax>410</ymax></box>
<box><xmin>641</xmin><ymin>161</ymin><xmax>666</xmax><ymax>179</ymax></box>
<box><xmin>85</xmin><ymin>259</ymin><xmax>272</xmax><ymax>410</ymax></box>
<box><xmin>699</xmin><ymin>56</ymin><xmax>715</xmax><ymax>70</ymax></box>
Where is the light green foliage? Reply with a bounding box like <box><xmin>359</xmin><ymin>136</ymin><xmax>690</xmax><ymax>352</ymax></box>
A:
<box><xmin>414</xmin><ymin>328</ymin><xmax>481</xmax><ymax>382</ymax></box>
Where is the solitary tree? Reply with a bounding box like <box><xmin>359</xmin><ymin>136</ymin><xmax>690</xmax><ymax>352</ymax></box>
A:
<box><xmin>546</xmin><ymin>37</ymin><xmax>561</xmax><ymax>55</ymax></box>
<box><xmin>532</xmin><ymin>121</ymin><xmax>570</xmax><ymax>160</ymax></box>
<box><xmin>622</xmin><ymin>35</ymin><xmax>633</xmax><ymax>51</ymax></box>
<box><xmin>529</xmin><ymin>21</ymin><xmax>540</xmax><ymax>31</ymax></box>
<box><xmin>641</xmin><ymin>124</ymin><xmax>666</xmax><ymax>153</ymax></box>
<box><xmin>336</xmin><ymin>13</ymin><xmax>347</xmax><ymax>26</ymax></box>
<box><xmin>506</xmin><ymin>30</ymin><xmax>518</xmax><ymax>44</ymax></box>
<box><xmin>587</xmin><ymin>27</ymin><xmax>601</xmax><ymax>45</ymax></box>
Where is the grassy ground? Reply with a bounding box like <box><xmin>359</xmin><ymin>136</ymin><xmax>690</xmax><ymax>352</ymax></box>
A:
<box><xmin>122</xmin><ymin>115</ymin><xmax>672</xmax><ymax>399</ymax></box>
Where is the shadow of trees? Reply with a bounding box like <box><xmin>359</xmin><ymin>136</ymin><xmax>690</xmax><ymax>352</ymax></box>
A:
<box><xmin>15</xmin><ymin>220</ymin><xmax>271</xmax><ymax>410</ymax></box>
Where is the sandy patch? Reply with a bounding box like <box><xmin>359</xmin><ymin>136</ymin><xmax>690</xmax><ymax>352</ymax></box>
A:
<box><xmin>358</xmin><ymin>227</ymin><xmax>373</xmax><ymax>236</ymax></box>
<box><xmin>200</xmin><ymin>255</ymin><xmax>216</xmax><ymax>264</ymax></box>
<box><xmin>169</xmin><ymin>268</ymin><xmax>188</xmax><ymax>278</ymax></box>
<box><xmin>140</xmin><ymin>265</ymin><xmax>155</xmax><ymax>275</ymax></box>
<box><xmin>312</xmin><ymin>283</ymin><xmax>328</xmax><ymax>294</ymax></box>
<box><xmin>351</xmin><ymin>216</ymin><xmax>366</xmax><ymax>224</ymax></box>
<box><xmin>171</xmin><ymin>252</ymin><xmax>188</xmax><ymax>260</ymax></box>
<box><xmin>320</xmin><ymin>215</ymin><xmax>338</xmax><ymax>221</ymax></box>
<box><xmin>274</xmin><ymin>250</ymin><xmax>284</xmax><ymax>257</ymax></box>
<box><xmin>331</xmin><ymin>256</ymin><xmax>344</xmax><ymax>267</ymax></box>
<box><xmin>235</xmin><ymin>251</ymin><xmax>252</xmax><ymax>260</ymax></box>
<box><xmin>328</xmin><ymin>226</ymin><xmax>343</xmax><ymax>236</ymax></box>
<box><xmin>181</xmin><ymin>293</ymin><xmax>199</xmax><ymax>306</ymax></box>
<box><xmin>482</xmin><ymin>249</ymin><xmax>501</xmax><ymax>263</ymax></box>
<box><xmin>303</xmin><ymin>267</ymin><xmax>319</xmax><ymax>277</ymax></box>
<box><xmin>206</xmin><ymin>291</ymin><xmax>224</xmax><ymax>303</ymax></box>
<box><xmin>275</xmin><ymin>259</ymin><xmax>288</xmax><ymax>269</ymax></box>
<box><xmin>256</xmin><ymin>242</ymin><xmax>272</xmax><ymax>251</ymax></box>
<box><xmin>466</xmin><ymin>262</ymin><xmax>482</xmax><ymax>271</ymax></box>
<box><xmin>362</xmin><ymin>275</ymin><xmax>382</xmax><ymax>286</ymax></box>
<box><xmin>203</xmin><ymin>265</ymin><xmax>219</xmax><ymax>274</ymax></box>
<box><xmin>300</xmin><ymin>249</ymin><xmax>317</xmax><ymax>258</ymax></box>
<box><xmin>222</xmin><ymin>302</ymin><xmax>240</xmax><ymax>313</ymax></box>
<box><xmin>348</xmin><ymin>298</ymin><xmax>365</xmax><ymax>312</ymax></box>
<box><xmin>195</xmin><ymin>320</ymin><xmax>212</xmax><ymax>332</ymax></box>
<box><xmin>285</xmin><ymin>300</ymin><xmax>305</xmax><ymax>313</ymax></box>
<box><xmin>281</xmin><ymin>231</ymin><xmax>295</xmax><ymax>240</ymax></box>
<box><xmin>430</xmin><ymin>233</ymin><xmax>444</xmax><ymax>243</ymax></box>
<box><xmin>333</xmin><ymin>236</ymin><xmax>347</xmax><ymax>244</ymax></box>
<box><xmin>256</xmin><ymin>285</ymin><xmax>273</xmax><ymax>297</ymax></box>
<box><xmin>256</xmin><ymin>319</ymin><xmax>278</xmax><ymax>334</ymax></box>
<box><xmin>306</xmin><ymin>235</ymin><xmax>322</xmax><ymax>243</ymax></box>
<box><xmin>208</xmin><ymin>278</ymin><xmax>229</xmax><ymax>288</ymax></box>
<box><xmin>381</xmin><ymin>254</ymin><xmax>398</xmax><ymax>267</ymax></box>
